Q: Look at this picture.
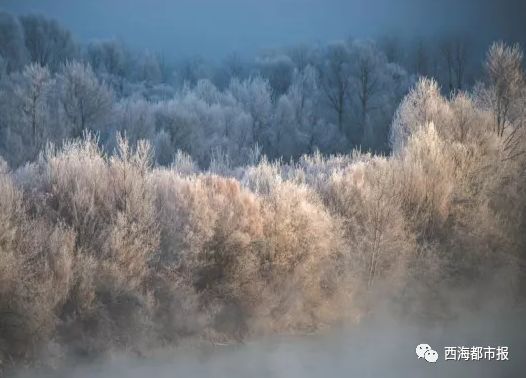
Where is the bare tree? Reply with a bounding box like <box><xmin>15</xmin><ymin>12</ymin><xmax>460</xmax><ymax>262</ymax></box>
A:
<box><xmin>60</xmin><ymin>61</ymin><xmax>113</xmax><ymax>137</ymax></box>
<box><xmin>319</xmin><ymin>42</ymin><xmax>351</xmax><ymax>133</ymax></box>
<box><xmin>414</xmin><ymin>39</ymin><xmax>430</xmax><ymax>77</ymax></box>
<box><xmin>177</xmin><ymin>56</ymin><xmax>209</xmax><ymax>87</ymax></box>
<box><xmin>228</xmin><ymin>76</ymin><xmax>273</xmax><ymax>148</ymax></box>
<box><xmin>440</xmin><ymin>35</ymin><xmax>470</xmax><ymax>93</ymax></box>
<box><xmin>484</xmin><ymin>42</ymin><xmax>525</xmax><ymax>137</ymax></box>
<box><xmin>137</xmin><ymin>51</ymin><xmax>162</xmax><ymax>84</ymax></box>
<box><xmin>440</xmin><ymin>38</ymin><xmax>455</xmax><ymax>93</ymax></box>
<box><xmin>351</xmin><ymin>43</ymin><xmax>381</xmax><ymax>144</ymax></box>
<box><xmin>452</xmin><ymin>37</ymin><xmax>469</xmax><ymax>91</ymax></box>
<box><xmin>348</xmin><ymin>41</ymin><xmax>409</xmax><ymax>150</ymax></box>
<box><xmin>0</xmin><ymin>12</ymin><xmax>27</xmax><ymax>72</ymax></box>
<box><xmin>20</xmin><ymin>14</ymin><xmax>76</xmax><ymax>70</ymax></box>
<box><xmin>87</xmin><ymin>39</ymin><xmax>128</xmax><ymax>77</ymax></box>
<box><xmin>16</xmin><ymin>63</ymin><xmax>54</xmax><ymax>146</ymax></box>
<box><xmin>289</xmin><ymin>44</ymin><xmax>312</xmax><ymax>71</ymax></box>
<box><xmin>257</xmin><ymin>53</ymin><xmax>294</xmax><ymax>97</ymax></box>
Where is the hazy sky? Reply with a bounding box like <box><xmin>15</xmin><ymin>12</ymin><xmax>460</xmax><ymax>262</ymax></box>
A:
<box><xmin>2</xmin><ymin>0</ymin><xmax>525</xmax><ymax>60</ymax></box>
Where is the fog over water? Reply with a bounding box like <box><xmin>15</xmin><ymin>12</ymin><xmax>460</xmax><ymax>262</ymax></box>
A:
<box><xmin>16</xmin><ymin>303</ymin><xmax>526</xmax><ymax>378</ymax></box>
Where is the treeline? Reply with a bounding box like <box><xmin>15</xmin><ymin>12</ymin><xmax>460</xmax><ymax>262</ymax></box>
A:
<box><xmin>0</xmin><ymin>39</ymin><xmax>525</xmax><ymax>372</ymax></box>
<box><xmin>0</xmin><ymin>11</ymin><xmax>493</xmax><ymax>168</ymax></box>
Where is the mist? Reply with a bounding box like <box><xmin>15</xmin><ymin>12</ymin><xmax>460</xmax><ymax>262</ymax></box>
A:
<box><xmin>2</xmin><ymin>0</ymin><xmax>525</xmax><ymax>60</ymax></box>
<box><xmin>15</xmin><ymin>291</ymin><xmax>526</xmax><ymax>378</ymax></box>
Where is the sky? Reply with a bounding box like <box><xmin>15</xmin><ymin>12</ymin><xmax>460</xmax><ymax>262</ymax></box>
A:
<box><xmin>1</xmin><ymin>0</ymin><xmax>525</xmax><ymax>60</ymax></box>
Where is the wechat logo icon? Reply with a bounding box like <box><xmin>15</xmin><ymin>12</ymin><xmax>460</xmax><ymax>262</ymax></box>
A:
<box><xmin>416</xmin><ymin>343</ymin><xmax>439</xmax><ymax>363</ymax></box>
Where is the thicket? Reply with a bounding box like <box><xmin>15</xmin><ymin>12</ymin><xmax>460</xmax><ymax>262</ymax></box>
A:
<box><xmin>0</xmin><ymin>39</ymin><xmax>525</xmax><ymax>373</ymax></box>
<box><xmin>1</xmin><ymin>11</ymin><xmax>485</xmax><ymax>168</ymax></box>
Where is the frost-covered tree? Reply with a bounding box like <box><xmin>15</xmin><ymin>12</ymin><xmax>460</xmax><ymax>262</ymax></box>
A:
<box><xmin>175</xmin><ymin>56</ymin><xmax>211</xmax><ymax>87</ymax></box>
<box><xmin>15</xmin><ymin>63</ymin><xmax>55</xmax><ymax>146</ymax></box>
<box><xmin>111</xmin><ymin>98</ymin><xmax>156</xmax><ymax>145</ymax></box>
<box><xmin>228</xmin><ymin>76</ymin><xmax>273</xmax><ymax>150</ymax></box>
<box><xmin>87</xmin><ymin>39</ymin><xmax>129</xmax><ymax>78</ymax></box>
<box><xmin>348</xmin><ymin>41</ymin><xmax>383</xmax><ymax>144</ymax></box>
<box><xmin>288</xmin><ymin>44</ymin><xmax>314</xmax><ymax>71</ymax></box>
<box><xmin>0</xmin><ymin>12</ymin><xmax>27</xmax><ymax>72</ymax></box>
<box><xmin>214</xmin><ymin>52</ymin><xmax>248</xmax><ymax>89</ymax></box>
<box><xmin>59</xmin><ymin>61</ymin><xmax>114</xmax><ymax>137</ymax></box>
<box><xmin>86</xmin><ymin>40</ymin><xmax>131</xmax><ymax>96</ymax></box>
<box><xmin>257</xmin><ymin>53</ymin><xmax>295</xmax><ymax>96</ymax></box>
<box><xmin>0</xmin><ymin>64</ymin><xmax>58</xmax><ymax>165</ymax></box>
<box><xmin>274</xmin><ymin>65</ymin><xmax>339</xmax><ymax>156</ymax></box>
<box><xmin>318</xmin><ymin>42</ymin><xmax>351</xmax><ymax>133</ymax></box>
<box><xmin>20</xmin><ymin>14</ymin><xmax>76</xmax><ymax>70</ymax></box>
<box><xmin>154</xmin><ymin>100</ymin><xmax>195</xmax><ymax>159</ymax></box>
<box><xmin>483</xmin><ymin>42</ymin><xmax>525</xmax><ymax>136</ymax></box>
<box><xmin>346</xmin><ymin>40</ymin><xmax>411</xmax><ymax>150</ymax></box>
<box><xmin>274</xmin><ymin>94</ymin><xmax>299</xmax><ymax>157</ymax></box>
<box><xmin>390</xmin><ymin>78</ymin><xmax>451</xmax><ymax>152</ymax></box>
<box><xmin>136</xmin><ymin>51</ymin><xmax>162</xmax><ymax>84</ymax></box>
<box><xmin>153</xmin><ymin>128</ymin><xmax>173</xmax><ymax>165</ymax></box>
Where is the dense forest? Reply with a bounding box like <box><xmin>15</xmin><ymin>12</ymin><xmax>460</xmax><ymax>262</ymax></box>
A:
<box><xmin>1</xmin><ymin>11</ymin><xmax>485</xmax><ymax>167</ymax></box>
<box><xmin>0</xmin><ymin>10</ymin><xmax>525</xmax><ymax>375</ymax></box>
